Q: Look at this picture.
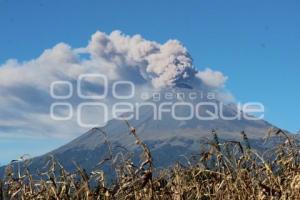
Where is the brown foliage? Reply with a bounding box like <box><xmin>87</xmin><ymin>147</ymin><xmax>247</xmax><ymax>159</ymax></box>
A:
<box><xmin>1</xmin><ymin>125</ymin><xmax>300</xmax><ymax>199</ymax></box>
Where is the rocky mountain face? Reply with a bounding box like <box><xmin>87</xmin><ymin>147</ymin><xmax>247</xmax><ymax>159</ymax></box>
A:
<box><xmin>1</xmin><ymin>86</ymin><xmax>275</xmax><ymax>175</ymax></box>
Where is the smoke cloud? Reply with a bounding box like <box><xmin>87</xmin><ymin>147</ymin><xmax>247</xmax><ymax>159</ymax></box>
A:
<box><xmin>0</xmin><ymin>30</ymin><xmax>230</xmax><ymax>139</ymax></box>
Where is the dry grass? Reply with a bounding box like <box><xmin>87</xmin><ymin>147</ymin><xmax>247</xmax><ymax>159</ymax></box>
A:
<box><xmin>1</xmin><ymin>124</ymin><xmax>300</xmax><ymax>199</ymax></box>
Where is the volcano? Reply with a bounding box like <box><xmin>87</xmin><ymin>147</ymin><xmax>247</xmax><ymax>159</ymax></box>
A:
<box><xmin>4</xmin><ymin>85</ymin><xmax>277</xmax><ymax>174</ymax></box>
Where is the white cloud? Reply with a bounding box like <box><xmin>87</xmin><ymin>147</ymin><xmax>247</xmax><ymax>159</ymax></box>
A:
<box><xmin>196</xmin><ymin>68</ymin><xmax>228</xmax><ymax>88</ymax></box>
<box><xmin>85</xmin><ymin>30</ymin><xmax>196</xmax><ymax>88</ymax></box>
<box><xmin>0</xmin><ymin>30</ymin><xmax>231</xmax><ymax>139</ymax></box>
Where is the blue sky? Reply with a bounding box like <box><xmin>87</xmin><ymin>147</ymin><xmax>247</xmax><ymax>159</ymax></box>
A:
<box><xmin>0</xmin><ymin>0</ymin><xmax>299</xmax><ymax>163</ymax></box>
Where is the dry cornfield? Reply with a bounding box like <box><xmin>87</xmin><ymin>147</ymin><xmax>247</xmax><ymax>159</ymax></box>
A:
<box><xmin>1</xmin><ymin>123</ymin><xmax>300</xmax><ymax>200</ymax></box>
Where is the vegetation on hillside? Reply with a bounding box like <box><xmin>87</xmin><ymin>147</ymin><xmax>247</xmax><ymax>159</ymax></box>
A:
<box><xmin>1</xmin><ymin>122</ymin><xmax>300</xmax><ymax>199</ymax></box>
